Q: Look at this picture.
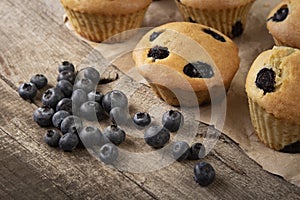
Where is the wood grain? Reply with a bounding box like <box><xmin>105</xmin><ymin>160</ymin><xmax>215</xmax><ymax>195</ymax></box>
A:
<box><xmin>0</xmin><ymin>0</ymin><xmax>299</xmax><ymax>199</ymax></box>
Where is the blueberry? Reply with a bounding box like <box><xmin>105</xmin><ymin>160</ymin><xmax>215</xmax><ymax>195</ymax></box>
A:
<box><xmin>33</xmin><ymin>105</ymin><xmax>54</xmax><ymax>127</ymax></box>
<box><xmin>87</xmin><ymin>91</ymin><xmax>104</xmax><ymax>104</ymax></box>
<box><xmin>42</xmin><ymin>87</ymin><xmax>65</xmax><ymax>108</ymax></box>
<box><xmin>183</xmin><ymin>62</ymin><xmax>214</xmax><ymax>78</ymax></box>
<box><xmin>203</xmin><ymin>28</ymin><xmax>226</xmax><ymax>42</ymax></box>
<box><xmin>18</xmin><ymin>82</ymin><xmax>38</xmax><ymax>100</ymax></box>
<box><xmin>102</xmin><ymin>90</ymin><xmax>128</xmax><ymax>114</ymax></box>
<box><xmin>144</xmin><ymin>125</ymin><xmax>170</xmax><ymax>148</ymax></box>
<box><xmin>58</xmin><ymin>61</ymin><xmax>75</xmax><ymax>72</ymax></box>
<box><xmin>231</xmin><ymin>21</ymin><xmax>243</xmax><ymax>38</ymax></box>
<box><xmin>109</xmin><ymin>107</ymin><xmax>130</xmax><ymax>125</ymax></box>
<box><xmin>58</xmin><ymin>132</ymin><xmax>79</xmax><ymax>152</ymax></box>
<box><xmin>280</xmin><ymin>141</ymin><xmax>300</xmax><ymax>153</ymax></box>
<box><xmin>79</xmin><ymin>126</ymin><xmax>108</xmax><ymax>148</ymax></box>
<box><xmin>132</xmin><ymin>112</ymin><xmax>151</xmax><ymax>128</ymax></box>
<box><xmin>80</xmin><ymin>101</ymin><xmax>103</xmax><ymax>121</ymax></box>
<box><xmin>60</xmin><ymin>115</ymin><xmax>83</xmax><ymax>134</ymax></box>
<box><xmin>56</xmin><ymin>80</ymin><xmax>73</xmax><ymax>98</ymax></box>
<box><xmin>268</xmin><ymin>7</ymin><xmax>289</xmax><ymax>22</ymax></box>
<box><xmin>56</xmin><ymin>98</ymin><xmax>72</xmax><ymax>114</ymax></box>
<box><xmin>255</xmin><ymin>68</ymin><xmax>276</xmax><ymax>95</ymax></box>
<box><xmin>147</xmin><ymin>46</ymin><xmax>169</xmax><ymax>60</ymax></box>
<box><xmin>149</xmin><ymin>31</ymin><xmax>163</xmax><ymax>42</ymax></box>
<box><xmin>44</xmin><ymin>129</ymin><xmax>61</xmax><ymax>147</ymax></box>
<box><xmin>71</xmin><ymin>89</ymin><xmax>87</xmax><ymax>108</ymax></box>
<box><xmin>188</xmin><ymin>142</ymin><xmax>205</xmax><ymax>160</ymax></box>
<box><xmin>99</xmin><ymin>143</ymin><xmax>118</xmax><ymax>165</ymax></box>
<box><xmin>74</xmin><ymin>78</ymin><xmax>96</xmax><ymax>93</ymax></box>
<box><xmin>81</xmin><ymin>67</ymin><xmax>100</xmax><ymax>84</ymax></box>
<box><xmin>194</xmin><ymin>162</ymin><xmax>215</xmax><ymax>186</ymax></box>
<box><xmin>30</xmin><ymin>74</ymin><xmax>48</xmax><ymax>89</ymax></box>
<box><xmin>172</xmin><ymin>141</ymin><xmax>190</xmax><ymax>162</ymax></box>
<box><xmin>57</xmin><ymin>70</ymin><xmax>76</xmax><ymax>84</ymax></box>
<box><xmin>103</xmin><ymin>125</ymin><xmax>126</xmax><ymax>146</ymax></box>
<box><xmin>52</xmin><ymin>110</ymin><xmax>70</xmax><ymax>129</ymax></box>
<box><xmin>162</xmin><ymin>110</ymin><xmax>184</xmax><ymax>132</ymax></box>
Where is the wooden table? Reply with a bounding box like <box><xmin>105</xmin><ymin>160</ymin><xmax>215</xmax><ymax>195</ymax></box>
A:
<box><xmin>1</xmin><ymin>0</ymin><xmax>299</xmax><ymax>199</ymax></box>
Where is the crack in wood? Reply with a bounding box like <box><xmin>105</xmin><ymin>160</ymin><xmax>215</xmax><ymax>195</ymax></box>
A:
<box><xmin>120</xmin><ymin>172</ymin><xmax>159</xmax><ymax>200</ymax></box>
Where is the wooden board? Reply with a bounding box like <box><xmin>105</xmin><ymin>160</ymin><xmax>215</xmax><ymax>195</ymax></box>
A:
<box><xmin>0</xmin><ymin>0</ymin><xmax>299</xmax><ymax>199</ymax></box>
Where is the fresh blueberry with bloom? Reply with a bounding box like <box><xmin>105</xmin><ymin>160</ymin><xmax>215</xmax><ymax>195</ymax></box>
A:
<box><xmin>58</xmin><ymin>61</ymin><xmax>75</xmax><ymax>72</ymax></box>
<box><xmin>60</xmin><ymin>115</ymin><xmax>83</xmax><ymax>134</ymax></box>
<box><xmin>18</xmin><ymin>82</ymin><xmax>38</xmax><ymax>100</ymax></box>
<box><xmin>162</xmin><ymin>110</ymin><xmax>184</xmax><ymax>132</ymax></box>
<box><xmin>44</xmin><ymin>129</ymin><xmax>61</xmax><ymax>147</ymax></box>
<box><xmin>194</xmin><ymin>162</ymin><xmax>216</xmax><ymax>186</ymax></box>
<box><xmin>56</xmin><ymin>80</ymin><xmax>73</xmax><ymax>98</ymax></box>
<box><xmin>79</xmin><ymin>126</ymin><xmax>109</xmax><ymax>148</ymax></box>
<box><xmin>42</xmin><ymin>87</ymin><xmax>65</xmax><ymax>109</ymax></box>
<box><xmin>52</xmin><ymin>110</ymin><xmax>70</xmax><ymax>129</ymax></box>
<box><xmin>59</xmin><ymin>132</ymin><xmax>79</xmax><ymax>152</ymax></box>
<box><xmin>132</xmin><ymin>112</ymin><xmax>151</xmax><ymax>128</ymax></box>
<box><xmin>81</xmin><ymin>67</ymin><xmax>100</xmax><ymax>84</ymax></box>
<box><xmin>71</xmin><ymin>88</ymin><xmax>87</xmax><ymax>108</ymax></box>
<box><xmin>172</xmin><ymin>141</ymin><xmax>190</xmax><ymax>162</ymax></box>
<box><xmin>99</xmin><ymin>143</ymin><xmax>119</xmax><ymax>165</ymax></box>
<box><xmin>102</xmin><ymin>90</ymin><xmax>128</xmax><ymax>114</ymax></box>
<box><xmin>80</xmin><ymin>101</ymin><xmax>103</xmax><ymax>121</ymax></box>
<box><xmin>109</xmin><ymin>107</ymin><xmax>130</xmax><ymax>125</ymax></box>
<box><xmin>74</xmin><ymin>77</ymin><xmax>96</xmax><ymax>93</ymax></box>
<box><xmin>188</xmin><ymin>143</ymin><xmax>206</xmax><ymax>160</ymax></box>
<box><xmin>56</xmin><ymin>98</ymin><xmax>72</xmax><ymax>114</ymax></box>
<box><xmin>103</xmin><ymin>125</ymin><xmax>126</xmax><ymax>146</ymax></box>
<box><xmin>30</xmin><ymin>74</ymin><xmax>48</xmax><ymax>89</ymax></box>
<box><xmin>144</xmin><ymin>125</ymin><xmax>170</xmax><ymax>148</ymax></box>
<box><xmin>33</xmin><ymin>105</ymin><xmax>55</xmax><ymax>127</ymax></box>
<box><xmin>57</xmin><ymin>70</ymin><xmax>76</xmax><ymax>84</ymax></box>
<box><xmin>87</xmin><ymin>91</ymin><xmax>104</xmax><ymax>105</ymax></box>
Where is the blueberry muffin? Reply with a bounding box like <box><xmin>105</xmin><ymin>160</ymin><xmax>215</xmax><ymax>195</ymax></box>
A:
<box><xmin>174</xmin><ymin>0</ymin><xmax>256</xmax><ymax>38</ymax></box>
<box><xmin>246</xmin><ymin>46</ymin><xmax>300</xmax><ymax>152</ymax></box>
<box><xmin>60</xmin><ymin>0</ymin><xmax>152</xmax><ymax>42</ymax></box>
<box><xmin>267</xmin><ymin>0</ymin><xmax>300</xmax><ymax>48</ymax></box>
<box><xmin>132</xmin><ymin>22</ymin><xmax>240</xmax><ymax>106</ymax></box>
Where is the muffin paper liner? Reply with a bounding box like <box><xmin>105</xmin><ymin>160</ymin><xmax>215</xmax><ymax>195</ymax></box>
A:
<box><xmin>175</xmin><ymin>1</ymin><xmax>255</xmax><ymax>38</ymax></box>
<box><xmin>248</xmin><ymin>98</ymin><xmax>300</xmax><ymax>150</ymax></box>
<box><xmin>64</xmin><ymin>8</ymin><xmax>148</xmax><ymax>42</ymax></box>
<box><xmin>149</xmin><ymin>84</ymin><xmax>211</xmax><ymax>107</ymax></box>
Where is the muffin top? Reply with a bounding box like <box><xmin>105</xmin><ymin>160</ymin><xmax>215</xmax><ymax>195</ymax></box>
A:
<box><xmin>176</xmin><ymin>0</ymin><xmax>255</xmax><ymax>9</ymax></box>
<box><xmin>267</xmin><ymin>0</ymin><xmax>300</xmax><ymax>48</ymax></box>
<box><xmin>246</xmin><ymin>46</ymin><xmax>300</xmax><ymax>125</ymax></box>
<box><xmin>132</xmin><ymin>22</ymin><xmax>240</xmax><ymax>92</ymax></box>
<box><xmin>60</xmin><ymin>0</ymin><xmax>152</xmax><ymax>14</ymax></box>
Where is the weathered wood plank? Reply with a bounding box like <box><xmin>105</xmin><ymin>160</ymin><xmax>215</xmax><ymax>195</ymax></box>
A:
<box><xmin>0</xmin><ymin>78</ymin><xmax>155</xmax><ymax>200</ymax></box>
<box><xmin>0</xmin><ymin>0</ymin><xmax>299</xmax><ymax>199</ymax></box>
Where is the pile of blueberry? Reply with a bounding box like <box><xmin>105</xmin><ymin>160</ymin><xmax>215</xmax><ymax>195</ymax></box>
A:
<box><xmin>18</xmin><ymin>61</ymin><xmax>215</xmax><ymax>186</ymax></box>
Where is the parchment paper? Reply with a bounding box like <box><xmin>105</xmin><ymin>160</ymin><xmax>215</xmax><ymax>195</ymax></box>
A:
<box><xmin>65</xmin><ymin>0</ymin><xmax>300</xmax><ymax>187</ymax></box>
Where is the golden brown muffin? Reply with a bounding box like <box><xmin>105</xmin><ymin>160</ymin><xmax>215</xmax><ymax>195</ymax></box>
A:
<box><xmin>132</xmin><ymin>22</ymin><xmax>240</xmax><ymax>107</ymax></box>
<box><xmin>267</xmin><ymin>0</ymin><xmax>300</xmax><ymax>48</ymax></box>
<box><xmin>245</xmin><ymin>46</ymin><xmax>300</xmax><ymax>151</ymax></box>
<box><xmin>60</xmin><ymin>0</ymin><xmax>152</xmax><ymax>42</ymax></box>
<box><xmin>174</xmin><ymin>0</ymin><xmax>256</xmax><ymax>38</ymax></box>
